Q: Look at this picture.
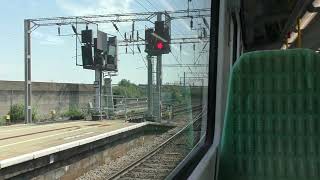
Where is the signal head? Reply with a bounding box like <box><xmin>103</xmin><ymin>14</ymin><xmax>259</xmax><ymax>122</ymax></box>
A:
<box><xmin>156</xmin><ymin>41</ymin><xmax>164</xmax><ymax>50</ymax></box>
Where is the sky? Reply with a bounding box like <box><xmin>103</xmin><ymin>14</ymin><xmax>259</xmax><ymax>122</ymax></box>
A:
<box><xmin>0</xmin><ymin>0</ymin><xmax>210</xmax><ymax>85</ymax></box>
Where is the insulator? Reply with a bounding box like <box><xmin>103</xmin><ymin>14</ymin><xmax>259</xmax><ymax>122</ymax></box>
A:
<box><xmin>137</xmin><ymin>45</ymin><xmax>141</xmax><ymax>53</ymax></box>
<box><xmin>71</xmin><ymin>25</ymin><xmax>77</xmax><ymax>34</ymax></box>
<box><xmin>132</xmin><ymin>21</ymin><xmax>135</xmax><ymax>40</ymax></box>
<box><xmin>203</xmin><ymin>28</ymin><xmax>207</xmax><ymax>38</ymax></box>
<box><xmin>113</xmin><ymin>23</ymin><xmax>119</xmax><ymax>31</ymax></box>
<box><xmin>202</xmin><ymin>17</ymin><xmax>209</xmax><ymax>28</ymax></box>
<box><xmin>137</xmin><ymin>31</ymin><xmax>139</xmax><ymax>41</ymax></box>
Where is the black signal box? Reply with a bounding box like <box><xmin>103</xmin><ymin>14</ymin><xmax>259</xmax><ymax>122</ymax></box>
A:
<box><xmin>145</xmin><ymin>21</ymin><xmax>171</xmax><ymax>56</ymax></box>
<box><xmin>81</xmin><ymin>45</ymin><xmax>94</xmax><ymax>69</ymax></box>
<box><xmin>81</xmin><ymin>30</ymin><xmax>93</xmax><ymax>44</ymax></box>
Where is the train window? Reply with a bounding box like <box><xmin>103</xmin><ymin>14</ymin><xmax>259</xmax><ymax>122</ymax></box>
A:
<box><xmin>0</xmin><ymin>0</ymin><xmax>211</xmax><ymax>179</ymax></box>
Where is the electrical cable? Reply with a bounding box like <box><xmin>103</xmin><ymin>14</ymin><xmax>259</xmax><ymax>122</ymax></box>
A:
<box><xmin>145</xmin><ymin>0</ymin><xmax>160</xmax><ymax>12</ymax></box>
<box><xmin>194</xmin><ymin>41</ymin><xmax>209</xmax><ymax>64</ymax></box>
<box><xmin>135</xmin><ymin>0</ymin><xmax>151</xmax><ymax>12</ymax></box>
<box><xmin>113</xmin><ymin>22</ymin><xmax>148</xmax><ymax>68</ymax></box>
<box><xmin>139</xmin><ymin>0</ymin><xmax>204</xmax><ymax>77</ymax></box>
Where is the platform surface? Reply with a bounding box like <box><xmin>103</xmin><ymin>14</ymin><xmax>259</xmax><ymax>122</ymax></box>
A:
<box><xmin>0</xmin><ymin>120</ymin><xmax>138</xmax><ymax>161</ymax></box>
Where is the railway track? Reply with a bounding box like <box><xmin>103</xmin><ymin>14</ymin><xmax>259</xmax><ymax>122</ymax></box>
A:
<box><xmin>172</xmin><ymin>104</ymin><xmax>202</xmax><ymax>116</ymax></box>
<box><xmin>107</xmin><ymin>112</ymin><xmax>203</xmax><ymax>180</ymax></box>
<box><xmin>115</xmin><ymin>104</ymin><xmax>202</xmax><ymax>123</ymax></box>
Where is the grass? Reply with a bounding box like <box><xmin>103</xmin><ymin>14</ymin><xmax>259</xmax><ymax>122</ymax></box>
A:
<box><xmin>0</xmin><ymin>116</ymin><xmax>6</xmax><ymax>126</ymax></box>
<box><xmin>63</xmin><ymin>107</ymin><xmax>86</xmax><ymax>120</ymax></box>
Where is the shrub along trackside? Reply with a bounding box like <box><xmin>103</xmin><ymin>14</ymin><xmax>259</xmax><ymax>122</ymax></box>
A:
<box><xmin>64</xmin><ymin>107</ymin><xmax>85</xmax><ymax>120</ymax></box>
<box><xmin>0</xmin><ymin>117</ymin><xmax>5</xmax><ymax>125</ymax></box>
<box><xmin>7</xmin><ymin>104</ymin><xmax>86</xmax><ymax>123</ymax></box>
<box><xmin>8</xmin><ymin>104</ymin><xmax>37</xmax><ymax>123</ymax></box>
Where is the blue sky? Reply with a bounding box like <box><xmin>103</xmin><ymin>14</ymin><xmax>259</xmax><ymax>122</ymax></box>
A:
<box><xmin>0</xmin><ymin>0</ymin><xmax>210</xmax><ymax>85</ymax></box>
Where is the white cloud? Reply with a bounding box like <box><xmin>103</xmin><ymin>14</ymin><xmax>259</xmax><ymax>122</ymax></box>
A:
<box><xmin>172</xmin><ymin>44</ymin><xmax>190</xmax><ymax>56</ymax></box>
<box><xmin>55</xmin><ymin>0</ymin><xmax>135</xmax><ymax>34</ymax></box>
<box><xmin>55</xmin><ymin>0</ymin><xmax>133</xmax><ymax>16</ymax></box>
<box><xmin>157</xmin><ymin>0</ymin><xmax>190</xmax><ymax>32</ymax></box>
<box><xmin>33</xmin><ymin>31</ymin><xmax>64</xmax><ymax>46</ymax></box>
<box><xmin>159</xmin><ymin>0</ymin><xmax>175</xmax><ymax>11</ymax></box>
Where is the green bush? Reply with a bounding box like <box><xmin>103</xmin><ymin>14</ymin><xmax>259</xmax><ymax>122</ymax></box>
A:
<box><xmin>9</xmin><ymin>104</ymin><xmax>24</xmax><ymax>122</ymax></box>
<box><xmin>0</xmin><ymin>117</ymin><xmax>5</xmax><ymax>126</ymax></box>
<box><xmin>32</xmin><ymin>107</ymin><xmax>38</xmax><ymax>120</ymax></box>
<box><xmin>108</xmin><ymin>111</ymin><xmax>115</xmax><ymax>117</ymax></box>
<box><xmin>8</xmin><ymin>104</ymin><xmax>38</xmax><ymax>123</ymax></box>
<box><xmin>64</xmin><ymin>107</ymin><xmax>85</xmax><ymax>120</ymax></box>
<box><xmin>162</xmin><ymin>85</ymin><xmax>186</xmax><ymax>105</ymax></box>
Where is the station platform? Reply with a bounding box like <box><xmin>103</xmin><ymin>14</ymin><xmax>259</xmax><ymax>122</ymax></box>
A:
<box><xmin>0</xmin><ymin>120</ymin><xmax>146</xmax><ymax>169</ymax></box>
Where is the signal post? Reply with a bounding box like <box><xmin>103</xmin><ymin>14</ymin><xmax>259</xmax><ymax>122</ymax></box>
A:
<box><xmin>145</xmin><ymin>13</ymin><xmax>171</xmax><ymax>122</ymax></box>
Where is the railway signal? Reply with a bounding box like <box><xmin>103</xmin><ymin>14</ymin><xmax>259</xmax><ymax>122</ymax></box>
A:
<box><xmin>80</xmin><ymin>29</ymin><xmax>118</xmax><ymax>72</ymax></box>
<box><xmin>144</xmin><ymin>21</ymin><xmax>171</xmax><ymax>56</ymax></box>
<box><xmin>145</xmin><ymin>28</ymin><xmax>154</xmax><ymax>54</ymax></box>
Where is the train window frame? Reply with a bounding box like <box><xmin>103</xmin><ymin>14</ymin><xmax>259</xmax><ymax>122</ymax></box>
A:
<box><xmin>232</xmin><ymin>14</ymin><xmax>238</xmax><ymax>65</ymax></box>
<box><xmin>166</xmin><ymin>0</ymin><xmax>220</xmax><ymax>178</ymax></box>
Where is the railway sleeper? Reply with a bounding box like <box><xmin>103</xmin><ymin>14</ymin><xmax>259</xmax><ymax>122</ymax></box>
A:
<box><xmin>131</xmin><ymin>167</ymin><xmax>171</xmax><ymax>173</ymax></box>
<box><xmin>141</xmin><ymin>162</ymin><xmax>176</xmax><ymax>169</ymax></box>
<box><xmin>148</xmin><ymin>156</ymin><xmax>184</xmax><ymax>162</ymax></box>
<box><xmin>121</xmin><ymin>171</ymin><xmax>167</xmax><ymax>179</ymax></box>
<box><xmin>118</xmin><ymin>177</ymin><xmax>154</xmax><ymax>180</ymax></box>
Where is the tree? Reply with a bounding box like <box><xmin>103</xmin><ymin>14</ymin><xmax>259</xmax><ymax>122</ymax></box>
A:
<box><xmin>113</xmin><ymin>79</ymin><xmax>144</xmax><ymax>98</ymax></box>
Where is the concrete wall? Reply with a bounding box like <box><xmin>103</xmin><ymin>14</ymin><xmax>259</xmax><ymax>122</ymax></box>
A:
<box><xmin>0</xmin><ymin>81</ymin><xmax>95</xmax><ymax>117</ymax></box>
<box><xmin>34</xmin><ymin>134</ymin><xmax>156</xmax><ymax>180</ymax></box>
<box><xmin>0</xmin><ymin>81</ymin><xmax>206</xmax><ymax>118</ymax></box>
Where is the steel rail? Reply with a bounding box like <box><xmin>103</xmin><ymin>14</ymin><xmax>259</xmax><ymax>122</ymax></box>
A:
<box><xmin>107</xmin><ymin>111</ymin><xmax>203</xmax><ymax>180</ymax></box>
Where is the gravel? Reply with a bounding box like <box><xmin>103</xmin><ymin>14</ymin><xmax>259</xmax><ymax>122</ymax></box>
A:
<box><xmin>77</xmin><ymin>116</ymin><xmax>189</xmax><ymax>180</ymax></box>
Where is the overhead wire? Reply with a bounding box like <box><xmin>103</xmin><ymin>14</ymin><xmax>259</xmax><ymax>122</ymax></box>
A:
<box><xmin>112</xmin><ymin>22</ymin><xmax>148</xmax><ymax>68</ymax></box>
<box><xmin>170</xmin><ymin>1</ymin><xmax>205</xmax><ymax>81</ymax></box>
<box><xmin>194</xmin><ymin>41</ymin><xmax>209</xmax><ymax>64</ymax></box>
<box><xmin>145</xmin><ymin>0</ymin><xmax>159</xmax><ymax>12</ymax></box>
<box><xmin>186</xmin><ymin>0</ymin><xmax>209</xmax><ymax>81</ymax></box>
<box><xmin>142</xmin><ymin>0</ymin><xmax>191</xmax><ymax>39</ymax></box>
<box><xmin>169</xmin><ymin>51</ymin><xmax>195</xmax><ymax>75</ymax></box>
<box><xmin>135</xmin><ymin>0</ymin><xmax>151</xmax><ymax>12</ymax></box>
<box><xmin>117</xmin><ymin>2</ymin><xmax>191</xmax><ymax>70</ymax></box>
<box><xmin>125</xmin><ymin>1</ymin><xmax>207</xmax><ymax>80</ymax></box>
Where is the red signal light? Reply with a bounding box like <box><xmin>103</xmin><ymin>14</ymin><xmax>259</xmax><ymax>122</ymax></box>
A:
<box><xmin>156</xmin><ymin>41</ymin><xmax>164</xmax><ymax>50</ymax></box>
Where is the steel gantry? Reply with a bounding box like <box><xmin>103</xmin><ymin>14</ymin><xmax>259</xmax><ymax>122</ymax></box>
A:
<box><xmin>24</xmin><ymin>8</ymin><xmax>211</xmax><ymax>123</ymax></box>
<box><xmin>28</xmin><ymin>9</ymin><xmax>210</xmax><ymax>26</ymax></box>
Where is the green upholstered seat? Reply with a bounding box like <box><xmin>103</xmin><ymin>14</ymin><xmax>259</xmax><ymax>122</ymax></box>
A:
<box><xmin>218</xmin><ymin>49</ymin><xmax>320</xmax><ymax>180</ymax></box>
